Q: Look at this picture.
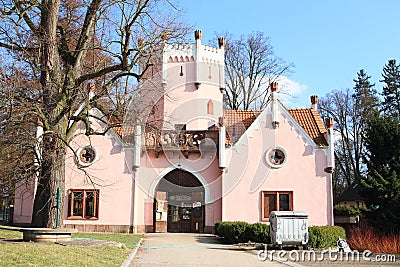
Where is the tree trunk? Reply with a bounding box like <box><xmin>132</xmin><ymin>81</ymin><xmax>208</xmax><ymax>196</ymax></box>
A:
<box><xmin>31</xmin><ymin>0</ymin><xmax>62</xmax><ymax>228</ymax></box>
<box><xmin>31</xmin><ymin>131</ymin><xmax>66</xmax><ymax>228</ymax></box>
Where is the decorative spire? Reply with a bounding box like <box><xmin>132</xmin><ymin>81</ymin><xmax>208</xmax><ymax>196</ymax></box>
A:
<box><xmin>311</xmin><ymin>95</ymin><xmax>318</xmax><ymax>110</ymax></box>
<box><xmin>87</xmin><ymin>82</ymin><xmax>95</xmax><ymax>99</ymax></box>
<box><xmin>270</xmin><ymin>82</ymin><xmax>279</xmax><ymax>128</ymax></box>
<box><xmin>194</xmin><ymin>30</ymin><xmax>202</xmax><ymax>40</ymax></box>
<box><xmin>161</xmin><ymin>30</ymin><xmax>169</xmax><ymax>42</ymax></box>
<box><xmin>325</xmin><ymin>118</ymin><xmax>334</xmax><ymax>129</ymax></box>
<box><xmin>218</xmin><ymin>37</ymin><xmax>226</xmax><ymax>48</ymax></box>
<box><xmin>138</xmin><ymin>38</ymin><xmax>144</xmax><ymax>48</ymax></box>
<box><xmin>270</xmin><ymin>82</ymin><xmax>278</xmax><ymax>92</ymax></box>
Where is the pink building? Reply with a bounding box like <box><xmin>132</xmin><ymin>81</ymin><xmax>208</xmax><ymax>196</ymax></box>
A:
<box><xmin>13</xmin><ymin>30</ymin><xmax>334</xmax><ymax>233</ymax></box>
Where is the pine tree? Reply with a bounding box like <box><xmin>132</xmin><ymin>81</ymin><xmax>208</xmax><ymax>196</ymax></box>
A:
<box><xmin>353</xmin><ymin>69</ymin><xmax>378</xmax><ymax>121</ymax></box>
<box><xmin>352</xmin><ymin>69</ymin><xmax>379</xmax><ymax>182</ymax></box>
<box><xmin>381</xmin><ymin>59</ymin><xmax>400</xmax><ymax>117</ymax></box>
<box><xmin>361</xmin><ymin>114</ymin><xmax>400</xmax><ymax>232</ymax></box>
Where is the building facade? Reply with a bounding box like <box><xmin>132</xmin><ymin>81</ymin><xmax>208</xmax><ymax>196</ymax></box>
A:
<box><xmin>13</xmin><ymin>31</ymin><xmax>334</xmax><ymax>233</ymax></box>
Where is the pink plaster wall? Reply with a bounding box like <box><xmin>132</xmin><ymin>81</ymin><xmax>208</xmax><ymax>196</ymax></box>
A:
<box><xmin>134</xmin><ymin>149</ymin><xmax>223</xmax><ymax>228</ymax></box>
<box><xmin>63</xmin><ymin>125</ymin><xmax>133</xmax><ymax>227</ymax></box>
<box><xmin>157</xmin><ymin>62</ymin><xmax>223</xmax><ymax>130</ymax></box>
<box><xmin>222</xmin><ymin>111</ymin><xmax>333</xmax><ymax>226</ymax></box>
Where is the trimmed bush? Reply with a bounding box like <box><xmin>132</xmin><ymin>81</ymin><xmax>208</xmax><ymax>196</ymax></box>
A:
<box><xmin>214</xmin><ymin>221</ymin><xmax>222</xmax><ymax>236</ymax></box>
<box><xmin>225</xmin><ymin>221</ymin><xmax>249</xmax><ymax>243</ymax></box>
<box><xmin>214</xmin><ymin>221</ymin><xmax>346</xmax><ymax>248</ymax></box>
<box><xmin>308</xmin><ymin>226</ymin><xmax>346</xmax><ymax>248</ymax></box>
<box><xmin>214</xmin><ymin>221</ymin><xmax>269</xmax><ymax>244</ymax></box>
<box><xmin>214</xmin><ymin>221</ymin><xmax>250</xmax><ymax>243</ymax></box>
<box><xmin>246</xmin><ymin>222</ymin><xmax>270</xmax><ymax>244</ymax></box>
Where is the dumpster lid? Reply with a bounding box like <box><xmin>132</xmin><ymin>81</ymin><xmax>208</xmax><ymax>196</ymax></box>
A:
<box><xmin>269</xmin><ymin>211</ymin><xmax>308</xmax><ymax>218</ymax></box>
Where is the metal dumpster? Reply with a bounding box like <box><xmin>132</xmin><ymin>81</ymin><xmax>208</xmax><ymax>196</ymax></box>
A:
<box><xmin>269</xmin><ymin>211</ymin><xmax>308</xmax><ymax>247</ymax></box>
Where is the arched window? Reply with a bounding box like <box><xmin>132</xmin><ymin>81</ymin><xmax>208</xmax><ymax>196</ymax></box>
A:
<box><xmin>207</xmin><ymin>100</ymin><xmax>214</xmax><ymax>115</ymax></box>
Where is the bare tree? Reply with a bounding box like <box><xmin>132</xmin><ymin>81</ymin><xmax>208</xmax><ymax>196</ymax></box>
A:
<box><xmin>319</xmin><ymin>70</ymin><xmax>378</xmax><ymax>200</ymax></box>
<box><xmin>0</xmin><ymin>0</ymin><xmax>188</xmax><ymax>228</ymax></box>
<box><xmin>223</xmin><ymin>32</ymin><xmax>292</xmax><ymax>110</ymax></box>
<box><xmin>320</xmin><ymin>89</ymin><xmax>357</xmax><ymax>189</ymax></box>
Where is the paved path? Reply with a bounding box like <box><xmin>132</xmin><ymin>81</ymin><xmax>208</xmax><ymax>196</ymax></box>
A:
<box><xmin>130</xmin><ymin>233</ymin><xmax>284</xmax><ymax>267</ymax></box>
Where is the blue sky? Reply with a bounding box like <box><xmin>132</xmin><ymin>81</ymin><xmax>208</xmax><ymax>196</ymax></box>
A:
<box><xmin>178</xmin><ymin>1</ymin><xmax>400</xmax><ymax>107</ymax></box>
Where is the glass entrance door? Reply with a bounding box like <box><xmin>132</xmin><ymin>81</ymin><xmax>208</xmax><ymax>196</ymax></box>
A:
<box><xmin>155</xmin><ymin>169</ymin><xmax>205</xmax><ymax>233</ymax></box>
<box><xmin>167</xmin><ymin>205</ymin><xmax>192</xmax><ymax>232</ymax></box>
<box><xmin>167</xmin><ymin>204</ymin><xmax>204</xmax><ymax>232</ymax></box>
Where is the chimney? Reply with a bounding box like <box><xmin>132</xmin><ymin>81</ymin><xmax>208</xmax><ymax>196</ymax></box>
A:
<box><xmin>194</xmin><ymin>30</ymin><xmax>202</xmax><ymax>40</ymax></box>
<box><xmin>161</xmin><ymin>30</ymin><xmax>169</xmax><ymax>42</ymax></box>
<box><xmin>218</xmin><ymin>37</ymin><xmax>226</xmax><ymax>48</ymax></box>
<box><xmin>270</xmin><ymin>82</ymin><xmax>279</xmax><ymax>128</ymax></box>
<box><xmin>311</xmin><ymin>95</ymin><xmax>318</xmax><ymax>111</ymax></box>
<box><xmin>87</xmin><ymin>82</ymin><xmax>95</xmax><ymax>99</ymax></box>
<box><xmin>37</xmin><ymin>117</ymin><xmax>43</xmax><ymax>127</ymax></box>
<box><xmin>138</xmin><ymin>38</ymin><xmax>144</xmax><ymax>48</ymax></box>
<box><xmin>325</xmin><ymin>118</ymin><xmax>334</xmax><ymax>129</ymax></box>
<box><xmin>325</xmin><ymin>118</ymin><xmax>335</xmax><ymax>173</ymax></box>
<box><xmin>218</xmin><ymin>116</ymin><xmax>227</xmax><ymax>170</ymax></box>
<box><xmin>270</xmin><ymin>82</ymin><xmax>278</xmax><ymax>92</ymax></box>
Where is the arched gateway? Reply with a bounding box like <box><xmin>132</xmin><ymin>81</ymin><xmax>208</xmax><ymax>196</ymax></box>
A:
<box><xmin>154</xmin><ymin>169</ymin><xmax>205</xmax><ymax>233</ymax></box>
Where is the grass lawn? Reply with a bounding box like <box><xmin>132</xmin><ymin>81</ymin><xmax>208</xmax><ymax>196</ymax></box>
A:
<box><xmin>0</xmin><ymin>227</ymin><xmax>142</xmax><ymax>267</ymax></box>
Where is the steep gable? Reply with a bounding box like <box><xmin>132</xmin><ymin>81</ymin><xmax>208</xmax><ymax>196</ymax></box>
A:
<box><xmin>222</xmin><ymin>107</ymin><xmax>327</xmax><ymax>147</ymax></box>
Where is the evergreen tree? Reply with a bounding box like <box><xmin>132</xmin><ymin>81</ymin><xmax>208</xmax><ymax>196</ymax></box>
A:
<box><xmin>381</xmin><ymin>59</ymin><xmax>400</xmax><ymax>117</ymax></box>
<box><xmin>361</xmin><ymin>114</ymin><xmax>400</xmax><ymax>232</ymax></box>
<box><xmin>353</xmin><ymin>69</ymin><xmax>378</xmax><ymax>121</ymax></box>
<box><xmin>352</xmin><ymin>69</ymin><xmax>379</xmax><ymax>181</ymax></box>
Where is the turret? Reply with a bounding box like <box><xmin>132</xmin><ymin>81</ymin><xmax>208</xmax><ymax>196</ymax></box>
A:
<box><xmin>271</xmin><ymin>82</ymin><xmax>279</xmax><ymax>129</ymax></box>
<box><xmin>325</xmin><ymin>118</ymin><xmax>335</xmax><ymax>173</ymax></box>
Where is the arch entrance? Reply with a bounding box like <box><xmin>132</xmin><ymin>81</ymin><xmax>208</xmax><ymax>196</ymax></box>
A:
<box><xmin>155</xmin><ymin>169</ymin><xmax>205</xmax><ymax>233</ymax></box>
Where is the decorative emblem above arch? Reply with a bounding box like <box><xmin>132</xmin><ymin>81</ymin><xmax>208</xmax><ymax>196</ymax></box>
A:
<box><xmin>149</xmin><ymin>164</ymin><xmax>211</xmax><ymax>204</ymax></box>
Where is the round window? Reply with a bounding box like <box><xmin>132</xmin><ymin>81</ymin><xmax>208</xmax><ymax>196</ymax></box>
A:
<box><xmin>266</xmin><ymin>147</ymin><xmax>287</xmax><ymax>168</ymax></box>
<box><xmin>77</xmin><ymin>146</ymin><xmax>97</xmax><ymax>166</ymax></box>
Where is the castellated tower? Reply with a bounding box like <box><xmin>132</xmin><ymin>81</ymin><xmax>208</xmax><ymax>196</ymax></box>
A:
<box><xmin>140</xmin><ymin>30</ymin><xmax>225</xmax><ymax>131</ymax></box>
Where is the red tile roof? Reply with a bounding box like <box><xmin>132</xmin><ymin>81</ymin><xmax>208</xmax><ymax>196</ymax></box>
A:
<box><xmin>222</xmin><ymin>108</ymin><xmax>327</xmax><ymax>146</ymax></box>
<box><xmin>222</xmin><ymin>110</ymin><xmax>263</xmax><ymax>144</ymax></box>
<box><xmin>288</xmin><ymin>108</ymin><xmax>328</xmax><ymax>146</ymax></box>
<box><xmin>223</xmin><ymin>110</ymin><xmax>263</xmax><ymax>128</ymax></box>
<box><xmin>110</xmin><ymin>108</ymin><xmax>327</xmax><ymax>147</ymax></box>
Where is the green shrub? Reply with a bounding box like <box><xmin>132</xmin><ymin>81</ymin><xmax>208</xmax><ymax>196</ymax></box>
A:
<box><xmin>308</xmin><ymin>226</ymin><xmax>346</xmax><ymax>248</ymax></box>
<box><xmin>214</xmin><ymin>221</ymin><xmax>269</xmax><ymax>244</ymax></box>
<box><xmin>214</xmin><ymin>222</ymin><xmax>346</xmax><ymax>248</ymax></box>
<box><xmin>246</xmin><ymin>222</ymin><xmax>270</xmax><ymax>244</ymax></box>
<box><xmin>226</xmin><ymin>221</ymin><xmax>249</xmax><ymax>243</ymax></box>
<box><xmin>213</xmin><ymin>221</ymin><xmax>250</xmax><ymax>243</ymax></box>
<box><xmin>214</xmin><ymin>221</ymin><xmax>222</xmax><ymax>236</ymax></box>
